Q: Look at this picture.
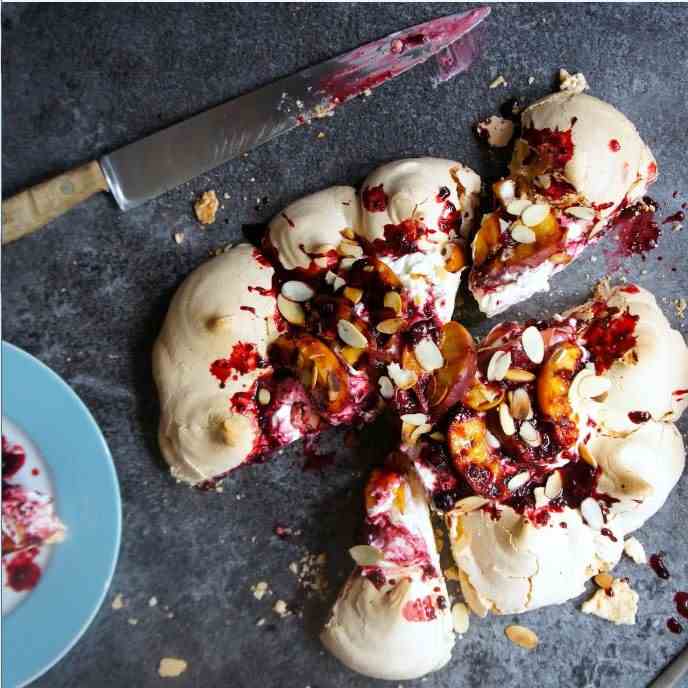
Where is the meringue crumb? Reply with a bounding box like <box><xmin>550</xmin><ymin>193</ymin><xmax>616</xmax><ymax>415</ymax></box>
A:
<box><xmin>256</xmin><ymin>617</ymin><xmax>266</xmax><ymax>627</ymax></box>
<box><xmin>476</xmin><ymin>115</ymin><xmax>515</xmax><ymax>148</ymax></box>
<box><xmin>290</xmin><ymin>551</ymin><xmax>328</xmax><ymax>597</ymax></box>
<box><xmin>273</xmin><ymin>599</ymin><xmax>291</xmax><ymax>618</ymax></box>
<box><xmin>128</xmin><ymin>618</ymin><xmax>139</xmax><ymax>626</ymax></box>
<box><xmin>489</xmin><ymin>75</ymin><xmax>507</xmax><ymax>89</ymax></box>
<box><xmin>528</xmin><ymin>76</ymin><xmax>535</xmax><ymax>85</ymax></box>
<box><xmin>148</xmin><ymin>596</ymin><xmax>158</xmax><ymax>607</ymax></box>
<box><xmin>559</xmin><ymin>68</ymin><xmax>589</xmax><ymax>94</ymax></box>
<box><xmin>111</xmin><ymin>593</ymin><xmax>124</xmax><ymax>610</ymax></box>
<box><xmin>623</xmin><ymin>537</ymin><xmax>648</xmax><ymax>564</ymax></box>
<box><xmin>158</xmin><ymin>657</ymin><xmax>188</xmax><ymax>678</ymax></box>
<box><xmin>223</xmin><ymin>192</ymin><xmax>230</xmax><ymax>199</ymax></box>
<box><xmin>316</xmin><ymin>132</ymin><xmax>326</xmax><ymax>139</ymax></box>
<box><xmin>251</xmin><ymin>581</ymin><xmax>270</xmax><ymax>600</ymax></box>
<box><xmin>194</xmin><ymin>190</ymin><xmax>219</xmax><ymax>225</ymax></box>
<box><xmin>582</xmin><ymin>578</ymin><xmax>638</xmax><ymax>625</ymax></box>
<box><xmin>173</xmin><ymin>232</ymin><xmax>185</xmax><ymax>245</ymax></box>
<box><xmin>451</xmin><ymin>602</ymin><xmax>470</xmax><ymax>634</ymax></box>
<box><xmin>673</xmin><ymin>298</ymin><xmax>687</xmax><ymax>320</ymax></box>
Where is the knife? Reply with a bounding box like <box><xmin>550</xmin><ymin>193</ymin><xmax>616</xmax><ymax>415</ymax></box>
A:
<box><xmin>1</xmin><ymin>7</ymin><xmax>489</xmax><ymax>245</ymax></box>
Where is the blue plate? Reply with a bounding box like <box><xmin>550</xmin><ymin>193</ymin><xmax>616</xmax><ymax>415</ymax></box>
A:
<box><xmin>1</xmin><ymin>342</ymin><xmax>121</xmax><ymax>687</ymax></box>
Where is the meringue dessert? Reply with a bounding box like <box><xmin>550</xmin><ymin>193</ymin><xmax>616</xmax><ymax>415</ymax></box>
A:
<box><xmin>469</xmin><ymin>77</ymin><xmax>657</xmax><ymax>316</ymax></box>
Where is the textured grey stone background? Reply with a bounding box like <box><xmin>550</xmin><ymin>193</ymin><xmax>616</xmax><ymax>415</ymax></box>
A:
<box><xmin>2</xmin><ymin>3</ymin><xmax>688</xmax><ymax>687</ymax></box>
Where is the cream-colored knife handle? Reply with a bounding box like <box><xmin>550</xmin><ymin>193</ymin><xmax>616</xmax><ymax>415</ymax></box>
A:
<box><xmin>2</xmin><ymin>161</ymin><xmax>109</xmax><ymax>244</ymax></box>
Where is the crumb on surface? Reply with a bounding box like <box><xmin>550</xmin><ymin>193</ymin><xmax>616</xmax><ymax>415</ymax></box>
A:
<box><xmin>528</xmin><ymin>76</ymin><xmax>535</xmax><ymax>85</ymax></box>
<box><xmin>194</xmin><ymin>190</ymin><xmax>219</xmax><ymax>225</ymax></box>
<box><xmin>673</xmin><ymin>298</ymin><xmax>687</xmax><ymax>320</ymax></box>
<box><xmin>273</xmin><ymin>599</ymin><xmax>291</xmax><ymax>618</ymax></box>
<box><xmin>559</xmin><ymin>68</ymin><xmax>589</xmax><ymax>94</ymax></box>
<box><xmin>489</xmin><ymin>75</ymin><xmax>507</xmax><ymax>89</ymax></box>
<box><xmin>173</xmin><ymin>232</ymin><xmax>184</xmax><ymax>245</ymax></box>
<box><xmin>112</xmin><ymin>593</ymin><xmax>124</xmax><ymax>610</ymax></box>
<box><xmin>251</xmin><ymin>581</ymin><xmax>270</xmax><ymax>600</ymax></box>
<box><xmin>149</xmin><ymin>596</ymin><xmax>158</xmax><ymax>607</ymax></box>
<box><xmin>290</xmin><ymin>551</ymin><xmax>328</xmax><ymax>597</ymax></box>
<box><xmin>159</xmin><ymin>657</ymin><xmax>188</xmax><ymax>678</ymax></box>
<box><xmin>128</xmin><ymin>618</ymin><xmax>139</xmax><ymax>626</ymax></box>
<box><xmin>475</xmin><ymin>115</ymin><xmax>515</xmax><ymax>148</ymax></box>
<box><xmin>581</xmin><ymin>578</ymin><xmax>638</xmax><ymax>625</ymax></box>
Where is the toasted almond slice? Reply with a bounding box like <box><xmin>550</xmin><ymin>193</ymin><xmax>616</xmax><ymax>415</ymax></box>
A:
<box><xmin>429</xmin><ymin>431</ymin><xmax>445</xmax><ymax>441</ymax></box>
<box><xmin>341</xmin><ymin>228</ymin><xmax>355</xmax><ymax>240</ymax></box>
<box><xmin>452</xmin><ymin>602</ymin><xmax>470</xmax><ymax>634</ymax></box>
<box><xmin>544</xmin><ymin>470</ymin><xmax>563</xmax><ymax>499</ymax></box>
<box><xmin>505</xmin><ymin>625</ymin><xmax>539</xmax><ymax>650</ymax></box>
<box><xmin>521</xmin><ymin>203</ymin><xmax>550</xmax><ymax>227</ymax></box>
<box><xmin>207</xmin><ymin>315</ymin><xmax>232</xmax><ymax>332</ymax></box>
<box><xmin>581</xmin><ymin>497</ymin><xmax>604</xmax><ymax>530</ymax></box>
<box><xmin>400</xmin><ymin>413</ymin><xmax>428</xmax><ymax>426</ymax></box>
<box><xmin>410</xmin><ymin>423</ymin><xmax>433</xmax><ymax>445</ymax></box>
<box><xmin>383</xmin><ymin>291</ymin><xmax>403</xmax><ymax>315</ymax></box>
<box><xmin>508</xmin><ymin>471</ymin><xmax>530</xmax><ymax>492</ymax></box>
<box><xmin>414</xmin><ymin>338</ymin><xmax>444</xmax><ymax>372</ymax></box>
<box><xmin>578</xmin><ymin>374</ymin><xmax>612</xmax><ymax>399</ymax></box>
<box><xmin>337</xmin><ymin>239</ymin><xmax>363</xmax><ymax>258</ymax></box>
<box><xmin>324</xmin><ymin>270</ymin><xmax>337</xmax><ymax>286</ymax></box>
<box><xmin>387</xmin><ymin>363</ymin><xmax>418</xmax><ymax>390</ymax></box>
<box><xmin>579</xmin><ymin>443</ymin><xmax>598</xmax><ymax>468</ymax></box>
<box><xmin>505</xmin><ymin>367</ymin><xmax>536</xmax><ymax>382</ymax></box>
<box><xmin>314</xmin><ymin>256</ymin><xmax>330</xmax><ymax>269</ymax></box>
<box><xmin>535</xmin><ymin>174</ymin><xmax>551</xmax><ymax>189</ymax></box>
<box><xmin>337</xmin><ymin>320</ymin><xmax>367</xmax><ymax>348</ymax></box>
<box><xmin>456</xmin><ymin>496</ymin><xmax>488</xmax><ymax>513</ymax></box>
<box><xmin>511</xmin><ymin>223</ymin><xmax>537</xmax><ymax>244</ymax></box>
<box><xmin>377</xmin><ymin>318</ymin><xmax>404</xmax><ymax>335</ymax></box>
<box><xmin>519</xmin><ymin>421</ymin><xmax>541</xmax><ymax>447</ymax></box>
<box><xmin>339</xmin><ymin>257</ymin><xmax>357</xmax><ymax>270</ymax></box>
<box><xmin>533</xmin><ymin>486</ymin><xmax>549</xmax><ymax>508</ymax></box>
<box><xmin>378</xmin><ymin>376</ymin><xmax>394</xmax><ymax>399</ymax></box>
<box><xmin>332</xmin><ymin>275</ymin><xmax>347</xmax><ymax>291</ymax></box>
<box><xmin>510</xmin><ymin>388</ymin><xmax>532</xmax><ymax>420</ymax></box>
<box><xmin>343</xmin><ymin>286</ymin><xmax>363</xmax><ymax>304</ymax></box>
<box><xmin>506</xmin><ymin>199</ymin><xmax>532</xmax><ymax>216</ymax></box>
<box><xmin>486</xmin><ymin>430</ymin><xmax>501</xmax><ymax>449</ymax></box>
<box><xmin>349</xmin><ymin>544</ymin><xmax>384</xmax><ymax>566</ymax></box>
<box><xmin>521</xmin><ymin>326</ymin><xmax>545</xmax><ymax>364</ymax></box>
<box><xmin>277</xmin><ymin>294</ymin><xmax>305</xmax><ymax>326</ymax></box>
<box><xmin>281</xmin><ymin>280</ymin><xmax>315</xmax><ymax>302</ymax></box>
<box><xmin>566</xmin><ymin>205</ymin><xmax>595</xmax><ymax>221</ymax></box>
<box><xmin>258</xmin><ymin>388</ymin><xmax>271</xmax><ymax>406</ymax></box>
<box><xmin>623</xmin><ymin>537</ymin><xmax>647</xmax><ymax>564</ymax></box>
<box><xmin>594</xmin><ymin>573</ymin><xmax>614</xmax><ymax>590</ymax></box>
<box><xmin>487</xmin><ymin>350</ymin><xmax>512</xmax><ymax>382</ymax></box>
<box><xmin>499</xmin><ymin>402</ymin><xmax>516</xmax><ymax>436</ymax></box>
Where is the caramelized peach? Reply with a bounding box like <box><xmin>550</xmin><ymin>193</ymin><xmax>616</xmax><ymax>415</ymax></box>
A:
<box><xmin>464</xmin><ymin>380</ymin><xmax>505</xmax><ymax>412</ymax></box>
<box><xmin>442</xmin><ymin>241</ymin><xmax>467</xmax><ymax>273</ymax></box>
<box><xmin>472</xmin><ymin>213</ymin><xmax>501</xmax><ymax>266</ymax></box>
<box><xmin>536</xmin><ymin>342</ymin><xmax>582</xmax><ymax>447</ymax></box>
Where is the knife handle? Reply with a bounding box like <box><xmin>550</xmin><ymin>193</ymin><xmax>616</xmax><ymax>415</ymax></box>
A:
<box><xmin>2</xmin><ymin>161</ymin><xmax>109</xmax><ymax>245</ymax></box>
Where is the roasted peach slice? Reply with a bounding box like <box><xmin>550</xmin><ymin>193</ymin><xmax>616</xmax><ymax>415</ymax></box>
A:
<box><xmin>442</xmin><ymin>241</ymin><xmax>467</xmax><ymax>273</ymax></box>
<box><xmin>447</xmin><ymin>412</ymin><xmax>503</xmax><ymax>497</ymax></box>
<box><xmin>472</xmin><ymin>213</ymin><xmax>502</xmax><ymax>266</ymax></box>
<box><xmin>269</xmin><ymin>334</ymin><xmax>350</xmax><ymax>414</ymax></box>
<box><xmin>429</xmin><ymin>322</ymin><xmax>478</xmax><ymax>413</ymax></box>
<box><xmin>536</xmin><ymin>342</ymin><xmax>582</xmax><ymax>447</ymax></box>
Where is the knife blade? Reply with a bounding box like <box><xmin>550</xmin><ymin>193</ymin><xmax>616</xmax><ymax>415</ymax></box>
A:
<box><xmin>2</xmin><ymin>7</ymin><xmax>489</xmax><ymax>244</ymax></box>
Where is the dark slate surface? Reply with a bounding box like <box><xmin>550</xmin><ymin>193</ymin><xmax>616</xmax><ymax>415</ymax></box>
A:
<box><xmin>2</xmin><ymin>3</ymin><xmax>688</xmax><ymax>687</ymax></box>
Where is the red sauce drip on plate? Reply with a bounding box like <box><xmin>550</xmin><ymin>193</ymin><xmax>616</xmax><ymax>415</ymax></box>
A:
<box><xmin>675</xmin><ymin>592</ymin><xmax>688</xmax><ymax>619</ymax></box>
<box><xmin>609</xmin><ymin>139</ymin><xmax>621</xmax><ymax>152</ymax></box>
<box><xmin>663</xmin><ymin>211</ymin><xmax>685</xmax><ymax>224</ymax></box>
<box><xmin>210</xmin><ymin>342</ymin><xmax>262</xmax><ymax>387</ymax></box>
<box><xmin>649</xmin><ymin>552</ymin><xmax>670</xmax><ymax>580</ymax></box>
<box><xmin>583</xmin><ymin>310</ymin><xmax>638</xmax><ymax>374</ymax></box>
<box><xmin>628</xmin><ymin>410</ymin><xmax>651</xmax><ymax>424</ymax></box>
<box><xmin>362</xmin><ymin>184</ymin><xmax>388</xmax><ymax>212</ymax></box>
<box><xmin>6</xmin><ymin>547</ymin><xmax>42</xmax><ymax>592</ymax></box>
<box><xmin>667</xmin><ymin>617</ymin><xmax>683</xmax><ymax>634</ymax></box>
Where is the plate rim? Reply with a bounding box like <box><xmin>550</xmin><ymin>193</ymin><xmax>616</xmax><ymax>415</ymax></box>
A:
<box><xmin>1</xmin><ymin>341</ymin><xmax>122</xmax><ymax>688</ymax></box>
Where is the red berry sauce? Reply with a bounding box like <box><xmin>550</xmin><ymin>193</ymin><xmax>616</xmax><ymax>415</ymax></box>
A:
<box><xmin>628</xmin><ymin>411</ymin><xmax>651</xmax><ymax>424</ymax></box>
<box><xmin>663</xmin><ymin>211</ymin><xmax>685</xmax><ymax>225</ymax></box>
<box><xmin>522</xmin><ymin>127</ymin><xmax>574</xmax><ymax>170</ymax></box>
<box><xmin>2</xmin><ymin>436</ymin><xmax>26</xmax><ymax>478</ymax></box>
<box><xmin>675</xmin><ymin>592</ymin><xmax>688</xmax><ymax>619</ymax></box>
<box><xmin>402</xmin><ymin>595</ymin><xmax>437</xmax><ymax>622</ymax></box>
<box><xmin>210</xmin><ymin>342</ymin><xmax>263</xmax><ymax>387</ymax></box>
<box><xmin>362</xmin><ymin>184</ymin><xmax>388</xmax><ymax>213</ymax></box>
<box><xmin>583</xmin><ymin>309</ymin><xmax>638</xmax><ymax>374</ymax></box>
<box><xmin>609</xmin><ymin>139</ymin><xmax>621</xmax><ymax>152</ymax></box>
<box><xmin>649</xmin><ymin>552</ymin><xmax>670</xmax><ymax>580</ymax></box>
<box><xmin>667</xmin><ymin>617</ymin><xmax>683</xmax><ymax>634</ymax></box>
<box><xmin>6</xmin><ymin>547</ymin><xmax>42</xmax><ymax>592</ymax></box>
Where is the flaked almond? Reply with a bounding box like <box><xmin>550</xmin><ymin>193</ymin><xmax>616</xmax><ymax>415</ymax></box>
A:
<box><xmin>486</xmin><ymin>430</ymin><xmax>501</xmax><ymax>449</ymax></box>
<box><xmin>387</xmin><ymin>363</ymin><xmax>418</xmax><ymax>390</ymax></box>
<box><xmin>429</xmin><ymin>431</ymin><xmax>445</xmax><ymax>441</ymax></box>
<box><xmin>511</xmin><ymin>223</ymin><xmax>536</xmax><ymax>244</ymax></box>
<box><xmin>339</xmin><ymin>257</ymin><xmax>357</xmax><ymax>270</ymax></box>
<box><xmin>378</xmin><ymin>376</ymin><xmax>394</xmax><ymax>399</ymax></box>
<box><xmin>410</xmin><ymin>423</ymin><xmax>433</xmax><ymax>445</ymax></box>
<box><xmin>258</xmin><ymin>388</ymin><xmax>271</xmax><ymax>406</ymax></box>
<box><xmin>519</xmin><ymin>421</ymin><xmax>541</xmax><ymax>447</ymax></box>
<box><xmin>499</xmin><ymin>402</ymin><xmax>516</xmax><ymax>436</ymax></box>
<box><xmin>456</xmin><ymin>495</ymin><xmax>489</xmax><ymax>513</ymax></box>
<box><xmin>544</xmin><ymin>470</ymin><xmax>563</xmax><ymax>499</ymax></box>
<box><xmin>521</xmin><ymin>326</ymin><xmax>545</xmax><ymax>364</ymax></box>
<box><xmin>332</xmin><ymin>275</ymin><xmax>347</xmax><ymax>291</ymax></box>
<box><xmin>535</xmin><ymin>174</ymin><xmax>551</xmax><ymax>189</ymax></box>
<box><xmin>314</xmin><ymin>256</ymin><xmax>330</xmax><ymax>269</ymax></box>
<box><xmin>594</xmin><ymin>573</ymin><xmax>614</xmax><ymax>590</ymax></box>
<box><xmin>506</xmin><ymin>199</ymin><xmax>532</xmax><ymax>216</ymax></box>
<box><xmin>341</xmin><ymin>228</ymin><xmax>355</xmax><ymax>240</ymax></box>
<box><xmin>281</xmin><ymin>280</ymin><xmax>315</xmax><ymax>302</ymax></box>
<box><xmin>277</xmin><ymin>294</ymin><xmax>306</xmax><ymax>326</ymax></box>
<box><xmin>579</xmin><ymin>443</ymin><xmax>598</xmax><ymax>468</ymax></box>
<box><xmin>521</xmin><ymin>203</ymin><xmax>550</xmax><ymax>227</ymax></box>
<box><xmin>578</xmin><ymin>374</ymin><xmax>612</xmax><ymax>400</ymax></box>
<box><xmin>581</xmin><ymin>497</ymin><xmax>604</xmax><ymax>530</ymax></box>
<box><xmin>337</xmin><ymin>239</ymin><xmax>363</xmax><ymax>258</ymax></box>
<box><xmin>400</xmin><ymin>413</ymin><xmax>428</xmax><ymax>426</ymax></box>
<box><xmin>452</xmin><ymin>602</ymin><xmax>470</xmax><ymax>634</ymax></box>
<box><xmin>509</xmin><ymin>388</ymin><xmax>532</xmax><ymax>420</ymax></box>
<box><xmin>566</xmin><ymin>205</ymin><xmax>595</xmax><ymax>221</ymax></box>
<box><xmin>508</xmin><ymin>471</ymin><xmax>530</xmax><ymax>492</ymax></box>
<box><xmin>383</xmin><ymin>291</ymin><xmax>403</xmax><ymax>315</ymax></box>
<box><xmin>324</xmin><ymin>270</ymin><xmax>337</xmax><ymax>286</ymax></box>
<box><xmin>207</xmin><ymin>315</ymin><xmax>232</xmax><ymax>332</ymax></box>
<box><xmin>343</xmin><ymin>286</ymin><xmax>363</xmax><ymax>304</ymax></box>
<box><xmin>505</xmin><ymin>625</ymin><xmax>539</xmax><ymax>650</ymax></box>
<box><xmin>349</xmin><ymin>545</ymin><xmax>384</xmax><ymax>566</ymax></box>
<box><xmin>487</xmin><ymin>350</ymin><xmax>512</xmax><ymax>382</ymax></box>
<box><xmin>414</xmin><ymin>338</ymin><xmax>444</xmax><ymax>372</ymax></box>
<box><xmin>337</xmin><ymin>320</ymin><xmax>367</xmax><ymax>348</ymax></box>
<box><xmin>505</xmin><ymin>367</ymin><xmax>536</xmax><ymax>382</ymax></box>
<box><xmin>377</xmin><ymin>318</ymin><xmax>404</xmax><ymax>335</ymax></box>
